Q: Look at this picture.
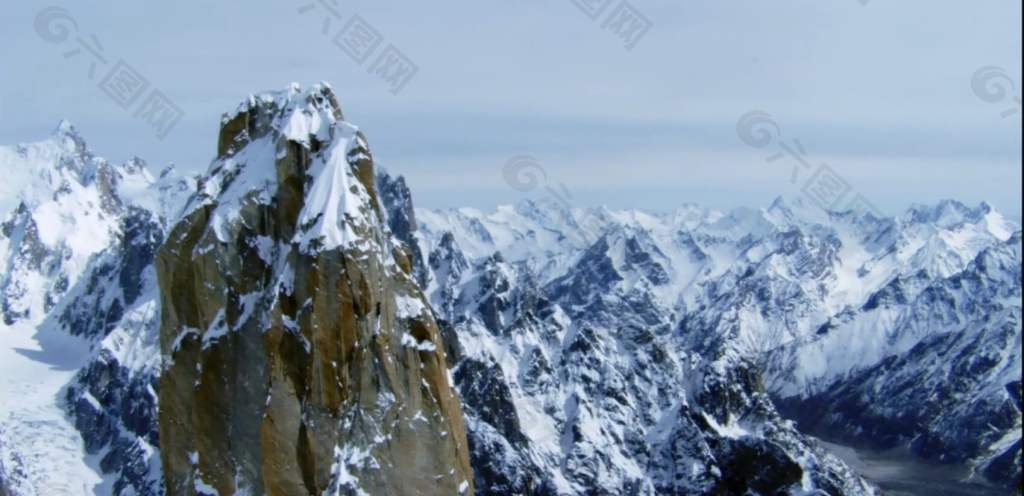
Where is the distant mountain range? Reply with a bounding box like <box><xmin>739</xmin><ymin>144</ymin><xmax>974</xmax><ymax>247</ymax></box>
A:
<box><xmin>408</xmin><ymin>184</ymin><xmax>1020</xmax><ymax>493</ymax></box>
<box><xmin>1</xmin><ymin>83</ymin><xmax>1019</xmax><ymax>495</ymax></box>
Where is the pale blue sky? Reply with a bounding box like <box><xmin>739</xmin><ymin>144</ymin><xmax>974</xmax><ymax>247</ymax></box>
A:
<box><xmin>1</xmin><ymin>0</ymin><xmax>1021</xmax><ymax>217</ymax></box>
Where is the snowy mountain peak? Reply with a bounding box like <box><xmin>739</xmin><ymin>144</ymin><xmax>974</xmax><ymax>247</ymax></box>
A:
<box><xmin>904</xmin><ymin>199</ymin><xmax>985</xmax><ymax>227</ymax></box>
<box><xmin>766</xmin><ymin>195</ymin><xmax>838</xmax><ymax>228</ymax></box>
<box><xmin>219</xmin><ymin>82</ymin><xmax>344</xmax><ymax>156</ymax></box>
<box><xmin>50</xmin><ymin>120</ymin><xmax>92</xmax><ymax>172</ymax></box>
<box><xmin>49</xmin><ymin>119</ymin><xmax>89</xmax><ymax>155</ymax></box>
<box><xmin>0</xmin><ymin>121</ymin><xmax>194</xmax><ymax>328</ymax></box>
<box><xmin>982</xmin><ymin>204</ymin><xmax>1019</xmax><ymax>241</ymax></box>
<box><xmin>0</xmin><ymin>121</ymin><xmax>168</xmax><ymax>218</ymax></box>
<box><xmin>417</xmin><ymin>189</ymin><xmax>1021</xmax><ymax>489</ymax></box>
<box><xmin>51</xmin><ymin>118</ymin><xmax>79</xmax><ymax>139</ymax></box>
<box><xmin>155</xmin><ymin>82</ymin><xmax>474</xmax><ymax>495</ymax></box>
<box><xmin>122</xmin><ymin>156</ymin><xmax>148</xmax><ymax>175</ymax></box>
<box><xmin>195</xmin><ymin>82</ymin><xmax>384</xmax><ymax>254</ymax></box>
<box><xmin>512</xmin><ymin>197</ymin><xmax>571</xmax><ymax>222</ymax></box>
<box><xmin>766</xmin><ymin>194</ymin><xmax>793</xmax><ymax>212</ymax></box>
<box><xmin>672</xmin><ymin>203</ymin><xmax>717</xmax><ymax>230</ymax></box>
<box><xmin>3</xmin><ymin>84</ymin><xmax>1020</xmax><ymax>494</ymax></box>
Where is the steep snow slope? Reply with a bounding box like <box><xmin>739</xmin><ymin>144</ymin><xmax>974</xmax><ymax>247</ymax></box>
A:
<box><xmin>414</xmin><ymin>193</ymin><xmax>1021</xmax><ymax>489</ymax></box>
<box><xmin>0</xmin><ymin>122</ymin><xmax>194</xmax><ymax>495</ymax></box>
<box><xmin>2</xmin><ymin>98</ymin><xmax>1019</xmax><ymax>494</ymax></box>
<box><xmin>2</xmin><ymin>84</ymin><xmax>476</xmax><ymax>496</ymax></box>
<box><xmin>775</xmin><ymin>233</ymin><xmax>1022</xmax><ymax>485</ymax></box>
<box><xmin>393</xmin><ymin>188</ymin><xmax>885</xmax><ymax>494</ymax></box>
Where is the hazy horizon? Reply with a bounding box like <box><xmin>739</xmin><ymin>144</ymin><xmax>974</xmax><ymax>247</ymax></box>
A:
<box><xmin>2</xmin><ymin>0</ymin><xmax>1021</xmax><ymax>217</ymax></box>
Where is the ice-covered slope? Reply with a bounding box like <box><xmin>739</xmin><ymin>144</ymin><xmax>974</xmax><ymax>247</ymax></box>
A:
<box><xmin>396</xmin><ymin>193</ymin><xmax>885</xmax><ymax>494</ymax></box>
<box><xmin>3</xmin><ymin>93</ymin><xmax>1020</xmax><ymax>494</ymax></box>
<box><xmin>775</xmin><ymin>232</ymin><xmax>1022</xmax><ymax>484</ymax></box>
<box><xmin>1</xmin><ymin>84</ymin><xmax>475</xmax><ymax>496</ymax></box>
<box><xmin>0</xmin><ymin>122</ymin><xmax>195</xmax><ymax>495</ymax></box>
<box><xmin>414</xmin><ymin>194</ymin><xmax>1021</xmax><ymax>489</ymax></box>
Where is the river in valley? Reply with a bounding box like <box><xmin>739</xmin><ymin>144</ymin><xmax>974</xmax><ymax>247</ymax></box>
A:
<box><xmin>816</xmin><ymin>440</ymin><xmax>1011</xmax><ymax>496</ymax></box>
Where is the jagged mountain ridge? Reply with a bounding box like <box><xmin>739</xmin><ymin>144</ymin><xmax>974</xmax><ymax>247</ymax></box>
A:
<box><xmin>1</xmin><ymin>121</ymin><xmax>196</xmax><ymax>495</ymax></box>
<box><xmin>411</xmin><ymin>192</ymin><xmax>1021</xmax><ymax>490</ymax></box>
<box><xmin>1</xmin><ymin>113</ymin><xmax>877</xmax><ymax>495</ymax></box>
<box><xmin>0</xmin><ymin>82</ymin><xmax>1019</xmax><ymax>495</ymax></box>
<box><xmin>1</xmin><ymin>85</ymin><xmax>474</xmax><ymax>496</ymax></box>
<box><xmin>774</xmin><ymin>232</ymin><xmax>1022</xmax><ymax>484</ymax></box>
<box><xmin>385</xmin><ymin>196</ymin><xmax>884</xmax><ymax>493</ymax></box>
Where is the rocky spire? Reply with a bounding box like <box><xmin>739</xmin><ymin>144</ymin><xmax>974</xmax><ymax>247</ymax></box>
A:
<box><xmin>156</xmin><ymin>83</ymin><xmax>473</xmax><ymax>496</ymax></box>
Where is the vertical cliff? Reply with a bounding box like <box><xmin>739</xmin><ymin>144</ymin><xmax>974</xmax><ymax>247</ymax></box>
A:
<box><xmin>157</xmin><ymin>83</ymin><xmax>472</xmax><ymax>496</ymax></box>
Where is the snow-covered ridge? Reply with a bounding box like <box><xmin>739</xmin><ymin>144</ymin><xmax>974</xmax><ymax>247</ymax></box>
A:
<box><xmin>412</xmin><ymin>190</ymin><xmax>1021</xmax><ymax>489</ymax></box>
<box><xmin>2</xmin><ymin>86</ymin><xmax>1020</xmax><ymax>493</ymax></box>
<box><xmin>0</xmin><ymin>120</ymin><xmax>195</xmax><ymax>327</ymax></box>
<box><xmin>190</xmin><ymin>82</ymin><xmax>379</xmax><ymax>255</ymax></box>
<box><xmin>1</xmin><ymin>121</ymin><xmax>195</xmax><ymax>495</ymax></box>
<box><xmin>0</xmin><ymin>82</ymin><xmax>437</xmax><ymax>495</ymax></box>
<box><xmin>416</xmin><ymin>195</ymin><xmax>1017</xmax><ymax>331</ymax></box>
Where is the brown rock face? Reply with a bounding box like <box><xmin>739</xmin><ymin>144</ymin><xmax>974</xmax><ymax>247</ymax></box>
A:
<box><xmin>157</xmin><ymin>84</ymin><xmax>473</xmax><ymax>496</ymax></box>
